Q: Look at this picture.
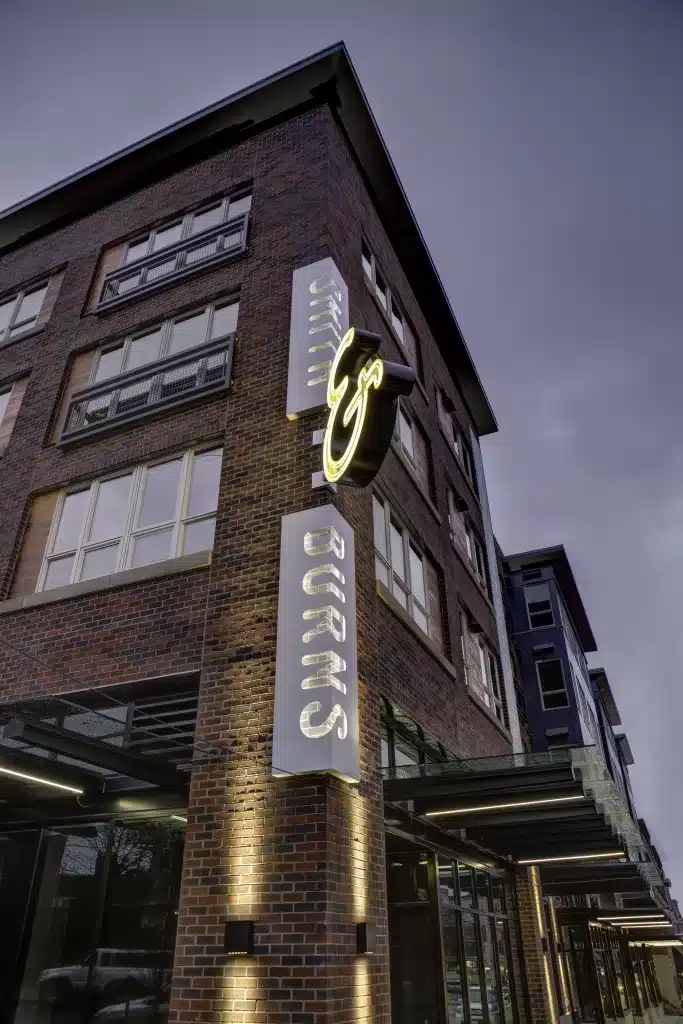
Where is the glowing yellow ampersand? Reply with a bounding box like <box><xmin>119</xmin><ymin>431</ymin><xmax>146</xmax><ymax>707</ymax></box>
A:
<box><xmin>323</xmin><ymin>328</ymin><xmax>384</xmax><ymax>484</ymax></box>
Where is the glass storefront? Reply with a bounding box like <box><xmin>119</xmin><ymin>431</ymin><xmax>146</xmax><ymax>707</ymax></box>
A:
<box><xmin>0</xmin><ymin>819</ymin><xmax>184</xmax><ymax>1024</ymax></box>
<box><xmin>385</xmin><ymin>837</ymin><xmax>518</xmax><ymax>1024</ymax></box>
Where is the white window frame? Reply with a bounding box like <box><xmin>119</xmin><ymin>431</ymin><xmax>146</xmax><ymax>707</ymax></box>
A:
<box><xmin>37</xmin><ymin>445</ymin><xmax>222</xmax><ymax>592</ymax></box>
<box><xmin>478</xmin><ymin>638</ymin><xmax>504</xmax><ymax>723</ymax></box>
<box><xmin>361</xmin><ymin>240</ymin><xmax>418</xmax><ymax>368</ymax></box>
<box><xmin>90</xmin><ymin>296</ymin><xmax>239</xmax><ymax>385</ymax></box>
<box><xmin>524</xmin><ymin>582</ymin><xmax>555</xmax><ymax>629</ymax></box>
<box><xmin>448</xmin><ymin>489</ymin><xmax>487</xmax><ymax>591</ymax></box>
<box><xmin>536</xmin><ymin>658</ymin><xmax>570</xmax><ymax>711</ymax></box>
<box><xmin>437</xmin><ymin>389</ymin><xmax>476</xmax><ymax>486</ymax></box>
<box><xmin>0</xmin><ymin>281</ymin><xmax>49</xmax><ymax>346</ymax></box>
<box><xmin>121</xmin><ymin>192</ymin><xmax>252</xmax><ymax>267</ymax></box>
<box><xmin>0</xmin><ymin>383</ymin><xmax>13</xmax><ymax>425</ymax></box>
<box><xmin>373</xmin><ymin>494</ymin><xmax>432</xmax><ymax>637</ymax></box>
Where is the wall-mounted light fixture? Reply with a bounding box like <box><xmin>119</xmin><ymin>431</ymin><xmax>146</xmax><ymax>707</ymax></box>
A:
<box><xmin>224</xmin><ymin>920</ymin><xmax>255</xmax><ymax>955</ymax></box>
<box><xmin>356</xmin><ymin>922</ymin><xmax>376</xmax><ymax>955</ymax></box>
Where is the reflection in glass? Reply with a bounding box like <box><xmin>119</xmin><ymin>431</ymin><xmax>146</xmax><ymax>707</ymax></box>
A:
<box><xmin>190</xmin><ymin>204</ymin><xmax>223</xmax><ymax>236</ymax></box>
<box><xmin>151</xmin><ymin>223</ymin><xmax>182</xmax><ymax>252</ymax></box>
<box><xmin>81</xmin><ymin>544</ymin><xmax>119</xmax><ymax>581</ymax></box>
<box><xmin>88</xmin><ymin>476</ymin><xmax>132</xmax><ymax>543</ymax></box>
<box><xmin>94</xmin><ymin>345</ymin><xmax>124</xmax><ymax>383</ymax></box>
<box><xmin>124</xmin><ymin>238</ymin><xmax>150</xmax><ymax>265</ymax></box>
<box><xmin>182</xmin><ymin>518</ymin><xmax>215</xmax><ymax>556</ymax></box>
<box><xmin>462</xmin><ymin>913</ymin><xmax>484</xmax><ymax>1021</ymax></box>
<box><xmin>44</xmin><ymin>555</ymin><xmax>75</xmax><ymax>590</ymax></box>
<box><xmin>438</xmin><ymin>857</ymin><xmax>466</xmax><ymax>1023</ymax></box>
<box><xmin>124</xmin><ymin>330</ymin><xmax>162</xmax><ymax>372</ymax></box>
<box><xmin>187</xmin><ymin>449</ymin><xmax>222</xmax><ymax>518</ymax></box>
<box><xmin>495</xmin><ymin>919</ymin><xmax>515</xmax><ymax>1023</ymax></box>
<box><xmin>137</xmin><ymin>461</ymin><xmax>182</xmax><ymax>528</ymax></box>
<box><xmin>458</xmin><ymin>865</ymin><xmax>474</xmax><ymax>909</ymax></box>
<box><xmin>12</xmin><ymin>822</ymin><xmax>183</xmax><ymax>1024</ymax></box>
<box><xmin>210</xmin><ymin>302</ymin><xmax>238</xmax><ymax>340</ymax></box>
<box><xmin>228</xmin><ymin>194</ymin><xmax>251</xmax><ymax>219</ymax></box>
<box><xmin>480</xmin><ymin>916</ymin><xmax>500</xmax><ymax>1022</ymax></box>
<box><xmin>53</xmin><ymin>490</ymin><xmax>91</xmax><ymax>552</ymax></box>
<box><xmin>168</xmin><ymin>310</ymin><xmax>209</xmax><ymax>356</ymax></box>
<box><xmin>131</xmin><ymin>529</ymin><xmax>173</xmax><ymax>569</ymax></box>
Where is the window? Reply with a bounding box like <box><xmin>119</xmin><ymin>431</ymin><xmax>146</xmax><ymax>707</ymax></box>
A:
<box><xmin>91</xmin><ymin>299</ymin><xmax>238</xmax><ymax>384</ymax></box>
<box><xmin>62</xmin><ymin>299</ymin><xmax>238</xmax><ymax>441</ymax></box>
<box><xmin>99</xmin><ymin>192</ymin><xmax>251</xmax><ymax>307</ymax></box>
<box><xmin>361</xmin><ymin>240</ymin><xmax>418</xmax><ymax>368</ymax></box>
<box><xmin>395</xmin><ymin>404</ymin><xmax>432</xmax><ymax>495</ymax></box>
<box><xmin>536</xmin><ymin>658</ymin><xmax>569</xmax><ymax>710</ymax></box>
<box><xmin>39</xmin><ymin>446</ymin><xmax>222</xmax><ymax>591</ymax></box>
<box><xmin>373</xmin><ymin>495</ymin><xmax>443</xmax><ymax>648</ymax></box>
<box><xmin>0</xmin><ymin>385</ymin><xmax>12</xmax><ymax>425</ymax></box>
<box><xmin>447</xmin><ymin>490</ymin><xmax>488</xmax><ymax>590</ymax></box>
<box><xmin>460</xmin><ymin>613</ymin><xmax>505</xmax><ymax>723</ymax></box>
<box><xmin>0</xmin><ymin>281</ymin><xmax>48</xmax><ymax>345</ymax></box>
<box><xmin>437</xmin><ymin>390</ymin><xmax>477</xmax><ymax>489</ymax></box>
<box><xmin>524</xmin><ymin>582</ymin><xmax>554</xmax><ymax>628</ymax></box>
<box><xmin>546</xmin><ymin>730</ymin><xmax>571</xmax><ymax>749</ymax></box>
<box><xmin>380</xmin><ymin>699</ymin><xmax>451</xmax><ymax>771</ymax></box>
<box><xmin>121</xmin><ymin>194</ymin><xmax>251</xmax><ymax>266</ymax></box>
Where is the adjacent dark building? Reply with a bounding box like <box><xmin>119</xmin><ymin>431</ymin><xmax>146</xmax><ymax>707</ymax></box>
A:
<box><xmin>505</xmin><ymin>546</ymin><xmax>683</xmax><ymax>1022</ymax></box>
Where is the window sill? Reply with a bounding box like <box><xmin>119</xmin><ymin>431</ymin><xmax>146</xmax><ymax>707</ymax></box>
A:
<box><xmin>362</xmin><ymin>275</ymin><xmax>428</xmax><ymax>403</ymax></box>
<box><xmin>376</xmin><ymin>578</ymin><xmax>457</xmax><ymax>682</ymax></box>
<box><xmin>0</xmin><ymin>550</ymin><xmax>211</xmax><ymax>615</ymax></box>
<box><xmin>0</xmin><ymin>323</ymin><xmax>45</xmax><ymax>352</ymax></box>
<box><xmin>438</xmin><ymin>422</ymin><xmax>480</xmax><ymax>506</ymax></box>
<box><xmin>390</xmin><ymin>442</ymin><xmax>442</xmax><ymax>525</ymax></box>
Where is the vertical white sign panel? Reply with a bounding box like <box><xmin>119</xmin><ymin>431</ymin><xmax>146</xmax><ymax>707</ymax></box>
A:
<box><xmin>286</xmin><ymin>257</ymin><xmax>349</xmax><ymax>420</ymax></box>
<box><xmin>272</xmin><ymin>504</ymin><xmax>359</xmax><ymax>783</ymax></box>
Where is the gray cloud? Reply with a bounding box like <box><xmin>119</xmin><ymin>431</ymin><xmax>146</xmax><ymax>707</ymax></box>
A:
<box><xmin>2</xmin><ymin>0</ymin><xmax>682</xmax><ymax>890</ymax></box>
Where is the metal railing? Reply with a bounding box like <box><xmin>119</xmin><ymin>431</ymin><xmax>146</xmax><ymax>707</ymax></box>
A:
<box><xmin>97</xmin><ymin>213</ymin><xmax>248</xmax><ymax>308</ymax></box>
<box><xmin>381</xmin><ymin>748</ymin><xmax>573</xmax><ymax>782</ymax></box>
<box><xmin>60</xmin><ymin>334</ymin><xmax>234</xmax><ymax>444</ymax></box>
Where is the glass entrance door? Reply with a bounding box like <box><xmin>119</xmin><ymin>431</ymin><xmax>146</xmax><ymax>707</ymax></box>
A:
<box><xmin>4</xmin><ymin>820</ymin><xmax>184</xmax><ymax>1024</ymax></box>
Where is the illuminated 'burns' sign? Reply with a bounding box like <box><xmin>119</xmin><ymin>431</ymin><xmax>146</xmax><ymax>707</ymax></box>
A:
<box><xmin>323</xmin><ymin>327</ymin><xmax>415</xmax><ymax>487</ymax></box>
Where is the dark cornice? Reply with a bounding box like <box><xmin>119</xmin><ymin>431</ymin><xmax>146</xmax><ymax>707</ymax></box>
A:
<box><xmin>0</xmin><ymin>43</ymin><xmax>497</xmax><ymax>436</ymax></box>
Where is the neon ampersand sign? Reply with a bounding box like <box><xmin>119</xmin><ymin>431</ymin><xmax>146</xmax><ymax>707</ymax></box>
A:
<box><xmin>323</xmin><ymin>327</ymin><xmax>416</xmax><ymax>488</ymax></box>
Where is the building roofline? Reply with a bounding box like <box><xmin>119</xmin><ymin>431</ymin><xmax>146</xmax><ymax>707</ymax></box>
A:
<box><xmin>589</xmin><ymin>666</ymin><xmax>622</xmax><ymax>727</ymax></box>
<box><xmin>0</xmin><ymin>42</ymin><xmax>497</xmax><ymax>436</ymax></box>
<box><xmin>504</xmin><ymin>544</ymin><xmax>598</xmax><ymax>652</ymax></box>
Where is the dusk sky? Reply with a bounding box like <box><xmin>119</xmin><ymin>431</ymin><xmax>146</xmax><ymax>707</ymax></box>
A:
<box><xmin>2</xmin><ymin>0</ymin><xmax>682</xmax><ymax>893</ymax></box>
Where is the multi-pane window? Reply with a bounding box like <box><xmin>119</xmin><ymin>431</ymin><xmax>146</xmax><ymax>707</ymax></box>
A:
<box><xmin>460</xmin><ymin>612</ymin><xmax>505</xmax><ymax>723</ymax></box>
<box><xmin>380</xmin><ymin>699</ymin><xmax>451</xmax><ymax>771</ymax></box>
<box><xmin>373</xmin><ymin>494</ymin><xmax>443</xmax><ymax>648</ymax></box>
<box><xmin>447</xmin><ymin>489</ymin><xmax>487</xmax><ymax>589</ymax></box>
<box><xmin>395</xmin><ymin>404</ymin><xmax>432</xmax><ymax>496</ymax></box>
<box><xmin>62</xmin><ymin>299</ymin><xmax>238</xmax><ymax>440</ymax></box>
<box><xmin>536</xmin><ymin>658</ymin><xmax>570</xmax><ymax>710</ymax></box>
<box><xmin>361</xmin><ymin>240</ymin><xmax>418</xmax><ymax>368</ymax></box>
<box><xmin>121</xmin><ymin>194</ymin><xmax>251</xmax><ymax>266</ymax></box>
<box><xmin>0</xmin><ymin>281</ymin><xmax>48</xmax><ymax>345</ymax></box>
<box><xmin>0</xmin><ymin>385</ymin><xmax>12</xmax><ymax>425</ymax></box>
<box><xmin>437</xmin><ymin>389</ymin><xmax>477</xmax><ymax>489</ymax></box>
<box><xmin>437</xmin><ymin>857</ymin><xmax>517</xmax><ymax>1024</ymax></box>
<box><xmin>39</xmin><ymin>446</ymin><xmax>222</xmax><ymax>592</ymax></box>
<box><xmin>524</xmin><ymin>581</ymin><xmax>554</xmax><ymax>628</ymax></box>
<box><xmin>91</xmin><ymin>299</ymin><xmax>238</xmax><ymax>384</ymax></box>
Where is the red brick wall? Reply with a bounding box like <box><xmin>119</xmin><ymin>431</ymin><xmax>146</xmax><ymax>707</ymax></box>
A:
<box><xmin>0</xmin><ymin>101</ymin><xmax>513</xmax><ymax>1024</ymax></box>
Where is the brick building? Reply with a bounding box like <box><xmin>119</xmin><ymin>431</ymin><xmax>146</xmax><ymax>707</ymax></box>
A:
<box><xmin>0</xmin><ymin>43</ymin><xmax>678</xmax><ymax>1024</ymax></box>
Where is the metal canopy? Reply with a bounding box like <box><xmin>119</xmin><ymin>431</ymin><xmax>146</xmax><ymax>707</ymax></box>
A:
<box><xmin>382</xmin><ymin>748</ymin><xmax>645</xmax><ymax>865</ymax></box>
<box><xmin>0</xmin><ymin>675</ymin><xmax>224</xmax><ymax>821</ymax></box>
